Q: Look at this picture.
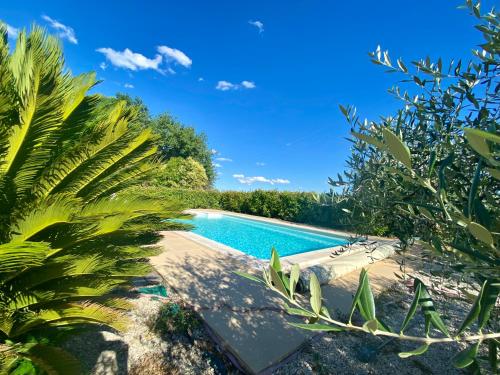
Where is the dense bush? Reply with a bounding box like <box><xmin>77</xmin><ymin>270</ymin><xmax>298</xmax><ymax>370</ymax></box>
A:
<box><xmin>155</xmin><ymin>156</ymin><xmax>209</xmax><ymax>189</ymax></box>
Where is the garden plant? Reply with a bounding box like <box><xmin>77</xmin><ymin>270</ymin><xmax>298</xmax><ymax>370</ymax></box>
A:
<box><xmin>0</xmin><ymin>25</ymin><xmax>178</xmax><ymax>373</ymax></box>
<box><xmin>238</xmin><ymin>2</ymin><xmax>499</xmax><ymax>372</ymax></box>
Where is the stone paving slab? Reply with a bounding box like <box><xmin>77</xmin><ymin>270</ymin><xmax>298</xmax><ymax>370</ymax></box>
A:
<box><xmin>150</xmin><ymin>230</ymin><xmax>405</xmax><ymax>374</ymax></box>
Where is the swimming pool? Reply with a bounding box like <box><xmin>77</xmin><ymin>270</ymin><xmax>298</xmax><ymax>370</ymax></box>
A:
<box><xmin>177</xmin><ymin>212</ymin><xmax>349</xmax><ymax>260</ymax></box>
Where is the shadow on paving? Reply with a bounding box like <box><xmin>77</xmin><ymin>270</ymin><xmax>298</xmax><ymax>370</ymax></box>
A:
<box><xmin>150</xmin><ymin>232</ymin><xmax>314</xmax><ymax>374</ymax></box>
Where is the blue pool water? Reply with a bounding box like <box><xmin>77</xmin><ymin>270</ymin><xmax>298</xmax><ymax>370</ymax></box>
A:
<box><xmin>177</xmin><ymin>213</ymin><xmax>348</xmax><ymax>259</ymax></box>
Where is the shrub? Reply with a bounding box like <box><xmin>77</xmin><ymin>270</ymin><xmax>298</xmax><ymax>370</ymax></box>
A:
<box><xmin>155</xmin><ymin>156</ymin><xmax>209</xmax><ymax>189</ymax></box>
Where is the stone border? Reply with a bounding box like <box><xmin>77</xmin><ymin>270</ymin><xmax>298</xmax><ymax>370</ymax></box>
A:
<box><xmin>179</xmin><ymin>209</ymin><xmax>399</xmax><ymax>284</ymax></box>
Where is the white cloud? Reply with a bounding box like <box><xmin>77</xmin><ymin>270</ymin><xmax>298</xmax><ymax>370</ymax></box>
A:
<box><xmin>216</xmin><ymin>157</ymin><xmax>232</xmax><ymax>162</ymax></box>
<box><xmin>99</xmin><ymin>62</ymin><xmax>107</xmax><ymax>70</ymax></box>
<box><xmin>213</xmin><ymin>163</ymin><xmax>222</xmax><ymax>168</ymax></box>
<box><xmin>198</xmin><ymin>77</ymin><xmax>204</xmax><ymax>82</ymax></box>
<box><xmin>216</xmin><ymin>80</ymin><xmax>256</xmax><ymax>91</ymax></box>
<box><xmin>241</xmin><ymin>80</ymin><xmax>256</xmax><ymax>89</ymax></box>
<box><xmin>157</xmin><ymin>45</ymin><xmax>192</xmax><ymax>68</ymax></box>
<box><xmin>249</xmin><ymin>20</ymin><xmax>264</xmax><ymax>34</ymax></box>
<box><xmin>5</xmin><ymin>24</ymin><xmax>18</xmax><ymax>39</ymax></box>
<box><xmin>216</xmin><ymin>80</ymin><xmax>237</xmax><ymax>91</ymax></box>
<box><xmin>124</xmin><ymin>83</ymin><xmax>134</xmax><ymax>89</ymax></box>
<box><xmin>256</xmin><ymin>162</ymin><xmax>266</xmax><ymax>166</ymax></box>
<box><xmin>232</xmin><ymin>174</ymin><xmax>290</xmax><ymax>185</ymax></box>
<box><xmin>41</xmin><ymin>15</ymin><xmax>77</xmax><ymax>44</ymax></box>
<box><xmin>211</xmin><ymin>149</ymin><xmax>219</xmax><ymax>155</ymax></box>
<box><xmin>96</xmin><ymin>47</ymin><xmax>163</xmax><ymax>72</ymax></box>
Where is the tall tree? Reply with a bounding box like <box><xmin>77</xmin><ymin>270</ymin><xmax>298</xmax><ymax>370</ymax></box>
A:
<box><xmin>150</xmin><ymin>114</ymin><xmax>215</xmax><ymax>186</ymax></box>
<box><xmin>105</xmin><ymin>95</ymin><xmax>216</xmax><ymax>186</ymax></box>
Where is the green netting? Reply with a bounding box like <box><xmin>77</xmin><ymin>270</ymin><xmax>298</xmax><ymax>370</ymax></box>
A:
<box><xmin>137</xmin><ymin>285</ymin><xmax>168</xmax><ymax>297</ymax></box>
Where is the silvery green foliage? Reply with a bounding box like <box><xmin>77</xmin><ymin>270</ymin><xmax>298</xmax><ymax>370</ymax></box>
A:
<box><xmin>239</xmin><ymin>2</ymin><xmax>499</xmax><ymax>372</ymax></box>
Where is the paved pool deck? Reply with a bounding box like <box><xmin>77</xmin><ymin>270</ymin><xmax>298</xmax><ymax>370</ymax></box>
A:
<box><xmin>150</xmin><ymin>217</ymin><xmax>408</xmax><ymax>374</ymax></box>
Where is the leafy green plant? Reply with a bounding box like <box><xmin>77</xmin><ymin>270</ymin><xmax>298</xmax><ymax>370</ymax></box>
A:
<box><xmin>0</xmin><ymin>25</ymin><xmax>179</xmax><ymax>373</ymax></box>
<box><xmin>151</xmin><ymin>302</ymin><xmax>201</xmax><ymax>334</ymax></box>
<box><xmin>155</xmin><ymin>156</ymin><xmax>209</xmax><ymax>189</ymax></box>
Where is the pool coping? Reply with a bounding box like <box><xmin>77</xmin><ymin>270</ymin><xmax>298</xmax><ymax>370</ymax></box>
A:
<box><xmin>182</xmin><ymin>209</ymin><xmax>399</xmax><ymax>281</ymax></box>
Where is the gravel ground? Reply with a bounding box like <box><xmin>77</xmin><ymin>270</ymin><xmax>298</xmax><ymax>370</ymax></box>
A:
<box><xmin>64</xmin><ymin>276</ymin><xmax>241</xmax><ymax>375</ymax></box>
<box><xmin>65</xmin><ymin>269</ymin><xmax>495</xmax><ymax>375</ymax></box>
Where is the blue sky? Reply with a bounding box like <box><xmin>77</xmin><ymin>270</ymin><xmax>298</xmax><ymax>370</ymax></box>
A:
<box><xmin>1</xmin><ymin>0</ymin><xmax>493</xmax><ymax>191</ymax></box>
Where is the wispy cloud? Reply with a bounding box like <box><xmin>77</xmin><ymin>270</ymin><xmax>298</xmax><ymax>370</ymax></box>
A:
<box><xmin>157</xmin><ymin>45</ymin><xmax>192</xmax><ymax>68</ymax></box>
<box><xmin>215</xmin><ymin>157</ymin><xmax>232</xmax><ymax>162</ymax></box>
<box><xmin>99</xmin><ymin>62</ymin><xmax>107</xmax><ymax>70</ymax></box>
<box><xmin>248</xmin><ymin>20</ymin><xmax>264</xmax><ymax>34</ymax></box>
<box><xmin>233</xmin><ymin>174</ymin><xmax>290</xmax><ymax>185</ymax></box>
<box><xmin>41</xmin><ymin>15</ymin><xmax>77</xmax><ymax>44</ymax></box>
<box><xmin>124</xmin><ymin>83</ymin><xmax>134</xmax><ymax>89</ymax></box>
<box><xmin>198</xmin><ymin>77</ymin><xmax>204</xmax><ymax>82</ymax></box>
<box><xmin>5</xmin><ymin>23</ymin><xmax>18</xmax><ymax>39</ymax></box>
<box><xmin>211</xmin><ymin>149</ymin><xmax>219</xmax><ymax>155</ymax></box>
<box><xmin>213</xmin><ymin>163</ymin><xmax>222</xmax><ymax>168</ymax></box>
<box><xmin>241</xmin><ymin>80</ymin><xmax>256</xmax><ymax>89</ymax></box>
<box><xmin>216</xmin><ymin>80</ymin><xmax>256</xmax><ymax>91</ymax></box>
<box><xmin>256</xmin><ymin>162</ymin><xmax>266</xmax><ymax>166</ymax></box>
<box><xmin>96</xmin><ymin>47</ymin><xmax>163</xmax><ymax>72</ymax></box>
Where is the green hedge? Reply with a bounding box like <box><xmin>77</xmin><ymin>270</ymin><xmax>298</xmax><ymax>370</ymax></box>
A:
<box><xmin>129</xmin><ymin>186</ymin><xmax>352</xmax><ymax>230</ymax></box>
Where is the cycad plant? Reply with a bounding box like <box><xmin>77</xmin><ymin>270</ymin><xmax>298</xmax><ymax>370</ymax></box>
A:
<box><xmin>0</xmin><ymin>25</ymin><xmax>177</xmax><ymax>373</ymax></box>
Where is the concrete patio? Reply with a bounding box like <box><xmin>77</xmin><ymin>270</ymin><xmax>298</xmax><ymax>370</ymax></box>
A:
<box><xmin>150</xmin><ymin>227</ymin><xmax>406</xmax><ymax>374</ymax></box>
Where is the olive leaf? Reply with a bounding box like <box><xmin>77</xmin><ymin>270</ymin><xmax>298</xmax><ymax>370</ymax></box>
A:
<box><xmin>467</xmin><ymin>222</ymin><xmax>494</xmax><ymax>247</ymax></box>
<box><xmin>289</xmin><ymin>264</ymin><xmax>300</xmax><ymax>300</ymax></box>
<box><xmin>269</xmin><ymin>266</ymin><xmax>288</xmax><ymax>296</ymax></box>
<box><xmin>233</xmin><ymin>271</ymin><xmax>265</xmax><ymax>284</ymax></box>
<box><xmin>289</xmin><ymin>322</ymin><xmax>344</xmax><ymax>332</ymax></box>
<box><xmin>382</xmin><ymin>128</ymin><xmax>412</xmax><ymax>169</ymax></box>
<box><xmin>452</xmin><ymin>342</ymin><xmax>480</xmax><ymax>369</ymax></box>
<box><xmin>400</xmin><ymin>280</ymin><xmax>422</xmax><ymax>334</ymax></box>
<box><xmin>414</xmin><ymin>279</ymin><xmax>450</xmax><ymax>337</ymax></box>
<box><xmin>351</xmin><ymin>131</ymin><xmax>386</xmax><ymax>150</ymax></box>
<box><xmin>285</xmin><ymin>305</ymin><xmax>317</xmax><ymax>318</ymax></box>
<box><xmin>456</xmin><ymin>279</ymin><xmax>499</xmax><ymax>335</ymax></box>
<box><xmin>398</xmin><ymin>344</ymin><xmax>429</xmax><ymax>359</ymax></box>
<box><xmin>270</xmin><ymin>247</ymin><xmax>282</xmax><ymax>273</ymax></box>
<box><xmin>309</xmin><ymin>273</ymin><xmax>322</xmax><ymax>315</ymax></box>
